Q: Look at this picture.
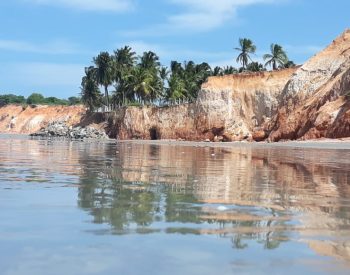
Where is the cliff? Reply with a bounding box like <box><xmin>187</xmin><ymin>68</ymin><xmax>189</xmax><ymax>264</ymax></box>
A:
<box><xmin>267</xmin><ymin>29</ymin><xmax>350</xmax><ymax>141</ymax></box>
<box><xmin>196</xmin><ymin>69</ymin><xmax>296</xmax><ymax>141</ymax></box>
<box><xmin>114</xmin><ymin>68</ymin><xmax>296</xmax><ymax>141</ymax></box>
<box><xmin>0</xmin><ymin>105</ymin><xmax>86</xmax><ymax>134</ymax></box>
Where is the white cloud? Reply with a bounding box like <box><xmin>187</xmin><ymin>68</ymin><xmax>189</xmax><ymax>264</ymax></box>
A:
<box><xmin>0</xmin><ymin>39</ymin><xmax>86</xmax><ymax>55</ymax></box>
<box><xmin>122</xmin><ymin>0</ymin><xmax>280</xmax><ymax>36</ymax></box>
<box><xmin>168</xmin><ymin>0</ymin><xmax>276</xmax><ymax>31</ymax></box>
<box><xmin>24</xmin><ymin>0</ymin><xmax>134</xmax><ymax>12</ymax></box>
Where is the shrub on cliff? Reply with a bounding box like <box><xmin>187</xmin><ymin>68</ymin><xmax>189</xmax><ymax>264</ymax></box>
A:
<box><xmin>245</xmin><ymin>62</ymin><xmax>266</xmax><ymax>72</ymax></box>
<box><xmin>26</xmin><ymin>93</ymin><xmax>45</xmax><ymax>104</ymax></box>
<box><xmin>0</xmin><ymin>94</ymin><xmax>26</xmax><ymax>107</ymax></box>
<box><xmin>68</xmin><ymin>97</ymin><xmax>81</xmax><ymax>105</ymax></box>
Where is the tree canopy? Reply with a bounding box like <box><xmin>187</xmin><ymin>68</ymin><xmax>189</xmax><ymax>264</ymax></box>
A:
<box><xmin>79</xmin><ymin>42</ymin><xmax>295</xmax><ymax>111</ymax></box>
<box><xmin>263</xmin><ymin>44</ymin><xmax>289</xmax><ymax>70</ymax></box>
<box><xmin>0</xmin><ymin>93</ymin><xmax>81</xmax><ymax>107</ymax></box>
<box><xmin>235</xmin><ymin>38</ymin><xmax>257</xmax><ymax>70</ymax></box>
<box><xmin>0</xmin><ymin>94</ymin><xmax>26</xmax><ymax>107</ymax></box>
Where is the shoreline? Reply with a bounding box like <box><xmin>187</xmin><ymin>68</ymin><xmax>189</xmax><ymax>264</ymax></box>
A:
<box><xmin>2</xmin><ymin>133</ymin><xmax>350</xmax><ymax>149</ymax></box>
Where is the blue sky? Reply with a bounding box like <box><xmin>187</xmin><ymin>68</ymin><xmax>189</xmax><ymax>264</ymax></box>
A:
<box><xmin>0</xmin><ymin>0</ymin><xmax>349</xmax><ymax>98</ymax></box>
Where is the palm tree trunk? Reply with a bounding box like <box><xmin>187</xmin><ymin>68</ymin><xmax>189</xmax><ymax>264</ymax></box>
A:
<box><xmin>104</xmin><ymin>85</ymin><xmax>109</xmax><ymax>110</ymax></box>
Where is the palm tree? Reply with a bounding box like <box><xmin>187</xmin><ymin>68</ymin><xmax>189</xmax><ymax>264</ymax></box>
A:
<box><xmin>170</xmin><ymin>61</ymin><xmax>183</xmax><ymax>76</ymax></box>
<box><xmin>140</xmin><ymin>51</ymin><xmax>160</xmax><ymax>70</ymax></box>
<box><xmin>130</xmin><ymin>66</ymin><xmax>156</xmax><ymax>104</ymax></box>
<box><xmin>223</xmin><ymin>66</ymin><xmax>238</xmax><ymax>75</ymax></box>
<box><xmin>113</xmin><ymin>46</ymin><xmax>137</xmax><ymax>105</ymax></box>
<box><xmin>114</xmin><ymin>46</ymin><xmax>137</xmax><ymax>69</ymax></box>
<box><xmin>94</xmin><ymin>52</ymin><xmax>113</xmax><ymax>109</ymax></box>
<box><xmin>212</xmin><ymin>66</ymin><xmax>223</xmax><ymax>76</ymax></box>
<box><xmin>235</xmin><ymin>38</ymin><xmax>256</xmax><ymax>70</ymax></box>
<box><xmin>167</xmin><ymin>74</ymin><xmax>187</xmax><ymax>104</ymax></box>
<box><xmin>81</xmin><ymin>66</ymin><xmax>102</xmax><ymax>112</ymax></box>
<box><xmin>159</xmin><ymin>66</ymin><xmax>169</xmax><ymax>82</ymax></box>
<box><xmin>246</xmin><ymin>62</ymin><xmax>265</xmax><ymax>72</ymax></box>
<box><xmin>159</xmin><ymin>67</ymin><xmax>169</xmax><ymax>101</ymax></box>
<box><xmin>263</xmin><ymin>44</ymin><xmax>288</xmax><ymax>70</ymax></box>
<box><xmin>284</xmin><ymin>60</ymin><xmax>296</xmax><ymax>68</ymax></box>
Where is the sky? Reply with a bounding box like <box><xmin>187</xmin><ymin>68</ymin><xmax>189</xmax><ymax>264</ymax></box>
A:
<box><xmin>0</xmin><ymin>0</ymin><xmax>349</xmax><ymax>99</ymax></box>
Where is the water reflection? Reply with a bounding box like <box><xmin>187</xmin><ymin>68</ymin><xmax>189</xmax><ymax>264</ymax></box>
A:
<box><xmin>73</xmin><ymin>141</ymin><xmax>350</xmax><ymax>258</ymax></box>
<box><xmin>1</xmin><ymin>135</ymin><xmax>350</xmax><ymax>267</ymax></box>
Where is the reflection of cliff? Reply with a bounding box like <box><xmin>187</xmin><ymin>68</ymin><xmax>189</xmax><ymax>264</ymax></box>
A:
<box><xmin>75</xmin><ymin>141</ymin><xmax>350</xmax><ymax>260</ymax></box>
<box><xmin>114</xmin><ymin>143</ymin><xmax>350</xmax><ymax>210</ymax></box>
<box><xmin>0</xmin><ymin>136</ymin><xmax>86</xmax><ymax>183</ymax></box>
<box><xmin>4</xmin><ymin>136</ymin><xmax>349</xmax><ymax>261</ymax></box>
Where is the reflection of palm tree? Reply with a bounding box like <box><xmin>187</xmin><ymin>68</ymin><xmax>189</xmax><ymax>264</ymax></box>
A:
<box><xmin>232</xmin><ymin>235</ymin><xmax>248</xmax><ymax>249</ymax></box>
<box><xmin>76</xmin><ymin>143</ymin><xmax>289</xmax><ymax>249</ymax></box>
<box><xmin>165</xmin><ymin>192</ymin><xmax>201</xmax><ymax>223</ymax></box>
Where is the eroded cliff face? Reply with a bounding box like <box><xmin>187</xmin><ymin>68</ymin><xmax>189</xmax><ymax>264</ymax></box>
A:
<box><xmin>267</xmin><ymin>29</ymin><xmax>350</xmax><ymax>141</ymax></box>
<box><xmin>196</xmin><ymin>69</ymin><xmax>297</xmax><ymax>141</ymax></box>
<box><xmin>116</xmin><ymin>104</ymin><xmax>198</xmax><ymax>140</ymax></box>
<box><xmin>113</xmin><ymin>69</ymin><xmax>296</xmax><ymax>141</ymax></box>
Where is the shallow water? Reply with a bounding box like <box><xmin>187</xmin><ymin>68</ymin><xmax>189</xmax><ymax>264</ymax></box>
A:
<box><xmin>1</xmin><ymin>135</ymin><xmax>350</xmax><ymax>275</ymax></box>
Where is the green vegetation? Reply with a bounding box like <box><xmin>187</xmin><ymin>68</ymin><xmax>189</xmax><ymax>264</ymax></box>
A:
<box><xmin>0</xmin><ymin>92</ymin><xmax>81</xmax><ymax>107</ymax></box>
<box><xmin>81</xmin><ymin>49</ymin><xmax>215</xmax><ymax>111</ymax></box>
<box><xmin>1</xmin><ymin>41</ymin><xmax>295</xmax><ymax>111</ymax></box>
<box><xmin>235</xmin><ymin>38</ymin><xmax>257</xmax><ymax>70</ymax></box>
<box><xmin>68</xmin><ymin>96</ymin><xmax>81</xmax><ymax>105</ymax></box>
<box><xmin>1</xmin><ymin>40</ymin><xmax>296</xmax><ymax>111</ymax></box>
<box><xmin>263</xmin><ymin>43</ymin><xmax>288</xmax><ymax>70</ymax></box>
<box><xmin>26</xmin><ymin>93</ymin><xmax>45</xmax><ymax>104</ymax></box>
<box><xmin>0</xmin><ymin>94</ymin><xmax>26</xmax><ymax>107</ymax></box>
<box><xmin>81</xmin><ymin>41</ymin><xmax>295</xmax><ymax>111</ymax></box>
<box><xmin>81</xmin><ymin>67</ymin><xmax>103</xmax><ymax>112</ymax></box>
